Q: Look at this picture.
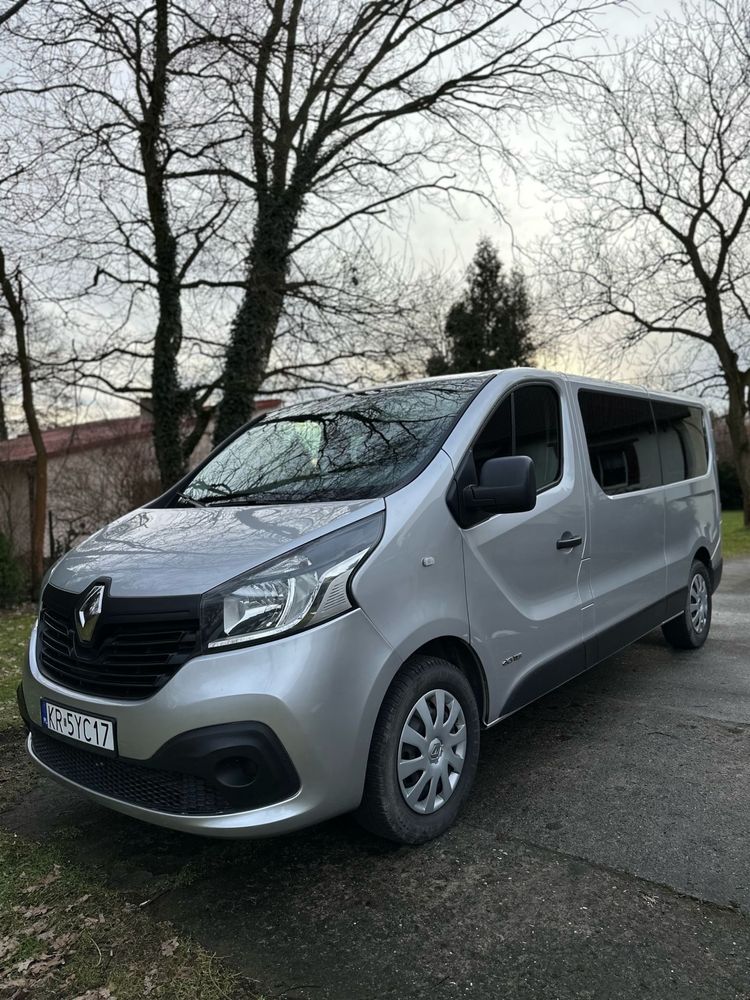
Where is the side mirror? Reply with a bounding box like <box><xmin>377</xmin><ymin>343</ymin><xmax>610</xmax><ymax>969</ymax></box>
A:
<box><xmin>463</xmin><ymin>455</ymin><xmax>537</xmax><ymax>515</ymax></box>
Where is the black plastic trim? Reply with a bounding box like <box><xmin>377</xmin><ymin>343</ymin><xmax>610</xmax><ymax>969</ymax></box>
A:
<box><xmin>712</xmin><ymin>557</ymin><xmax>723</xmax><ymax>593</ymax></box>
<box><xmin>556</xmin><ymin>533</ymin><xmax>583</xmax><ymax>550</ymax></box>
<box><xmin>501</xmin><ymin>643</ymin><xmax>587</xmax><ymax>717</ymax></box>
<box><xmin>41</xmin><ymin>580</ymin><xmax>201</xmax><ymax>623</ymax></box>
<box><xmin>28</xmin><ymin>719</ymin><xmax>300</xmax><ymax>814</ymax></box>
<box><xmin>149</xmin><ymin>721</ymin><xmax>300</xmax><ymax>809</ymax></box>
<box><xmin>37</xmin><ymin>583</ymin><xmax>202</xmax><ymax>701</ymax></box>
<box><xmin>498</xmin><ymin>588</ymin><xmax>688</xmax><ymax>720</ymax></box>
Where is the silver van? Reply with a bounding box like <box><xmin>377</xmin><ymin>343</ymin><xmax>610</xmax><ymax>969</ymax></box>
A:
<box><xmin>18</xmin><ymin>369</ymin><xmax>722</xmax><ymax>844</ymax></box>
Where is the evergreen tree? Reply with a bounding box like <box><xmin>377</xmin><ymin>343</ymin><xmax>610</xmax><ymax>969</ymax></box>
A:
<box><xmin>429</xmin><ymin>238</ymin><xmax>534</xmax><ymax>375</ymax></box>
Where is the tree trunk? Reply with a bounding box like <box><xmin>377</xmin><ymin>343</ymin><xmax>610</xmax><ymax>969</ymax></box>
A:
<box><xmin>0</xmin><ymin>375</ymin><xmax>8</xmax><ymax>440</ymax></box>
<box><xmin>705</xmin><ymin>289</ymin><xmax>750</xmax><ymax>526</ymax></box>
<box><xmin>150</xmin><ymin>236</ymin><xmax>184</xmax><ymax>487</ymax></box>
<box><xmin>724</xmin><ymin>385</ymin><xmax>750</xmax><ymax>527</ymax></box>
<box><xmin>0</xmin><ymin>247</ymin><xmax>47</xmax><ymax>595</ymax></box>
<box><xmin>141</xmin><ymin>0</ymin><xmax>185</xmax><ymax>489</ymax></box>
<box><xmin>739</xmin><ymin>452</ymin><xmax>750</xmax><ymax>527</ymax></box>
<box><xmin>0</xmin><ymin>0</ymin><xmax>31</xmax><ymax>27</ymax></box>
<box><xmin>213</xmin><ymin>203</ymin><xmax>298</xmax><ymax>445</ymax></box>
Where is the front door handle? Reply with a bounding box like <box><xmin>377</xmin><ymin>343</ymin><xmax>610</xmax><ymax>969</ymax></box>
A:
<box><xmin>556</xmin><ymin>532</ymin><xmax>583</xmax><ymax>550</ymax></box>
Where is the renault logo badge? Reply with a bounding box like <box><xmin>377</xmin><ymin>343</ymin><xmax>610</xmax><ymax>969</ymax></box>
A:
<box><xmin>76</xmin><ymin>584</ymin><xmax>105</xmax><ymax>642</ymax></box>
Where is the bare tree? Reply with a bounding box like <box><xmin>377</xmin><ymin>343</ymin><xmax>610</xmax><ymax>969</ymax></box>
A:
<box><xmin>2</xmin><ymin>0</ymin><xmax>618</xmax><ymax>490</ymax></box>
<box><xmin>3</xmin><ymin>0</ymin><xmax>242</xmax><ymax>486</ymax></box>
<box><xmin>0</xmin><ymin>247</ymin><xmax>47</xmax><ymax>593</ymax></box>
<box><xmin>538</xmin><ymin>0</ymin><xmax>750</xmax><ymax>524</ymax></box>
<box><xmin>0</xmin><ymin>0</ymin><xmax>30</xmax><ymax>27</ymax></box>
<box><xmin>205</xmin><ymin>0</ymin><xmax>619</xmax><ymax>442</ymax></box>
<box><xmin>3</xmin><ymin>1</ymin><xmax>418</xmax><ymax>485</ymax></box>
<box><xmin>0</xmin><ymin>322</ymin><xmax>9</xmax><ymax>441</ymax></box>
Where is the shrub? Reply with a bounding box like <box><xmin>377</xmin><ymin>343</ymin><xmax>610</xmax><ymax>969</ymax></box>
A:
<box><xmin>718</xmin><ymin>460</ymin><xmax>744</xmax><ymax>510</ymax></box>
<box><xmin>0</xmin><ymin>534</ymin><xmax>26</xmax><ymax>607</ymax></box>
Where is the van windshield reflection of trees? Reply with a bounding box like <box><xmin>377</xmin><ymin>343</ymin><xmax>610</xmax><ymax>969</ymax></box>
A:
<box><xmin>184</xmin><ymin>380</ymin><xmax>484</xmax><ymax>505</ymax></box>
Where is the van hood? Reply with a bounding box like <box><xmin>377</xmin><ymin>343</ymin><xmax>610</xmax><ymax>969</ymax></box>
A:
<box><xmin>48</xmin><ymin>499</ymin><xmax>384</xmax><ymax>598</ymax></box>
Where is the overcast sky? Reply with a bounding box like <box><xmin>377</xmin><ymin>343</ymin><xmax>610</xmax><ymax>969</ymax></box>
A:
<box><xmin>406</xmin><ymin>0</ymin><xmax>682</xmax><ymax>271</ymax></box>
<box><xmin>3</xmin><ymin>0</ymin><xmax>693</xmax><ymax>432</ymax></box>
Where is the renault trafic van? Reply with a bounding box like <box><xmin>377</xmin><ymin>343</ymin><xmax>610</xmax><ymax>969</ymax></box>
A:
<box><xmin>18</xmin><ymin>370</ymin><xmax>722</xmax><ymax>844</ymax></box>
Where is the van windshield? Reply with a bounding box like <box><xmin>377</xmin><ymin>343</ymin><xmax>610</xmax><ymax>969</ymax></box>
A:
<box><xmin>181</xmin><ymin>377</ymin><xmax>487</xmax><ymax>505</ymax></box>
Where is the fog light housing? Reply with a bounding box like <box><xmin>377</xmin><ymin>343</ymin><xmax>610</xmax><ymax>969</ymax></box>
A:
<box><xmin>214</xmin><ymin>755</ymin><xmax>259</xmax><ymax>789</ymax></box>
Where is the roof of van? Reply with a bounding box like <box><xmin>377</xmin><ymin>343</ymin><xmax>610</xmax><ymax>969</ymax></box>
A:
<box><xmin>329</xmin><ymin>368</ymin><xmax>707</xmax><ymax>407</ymax></box>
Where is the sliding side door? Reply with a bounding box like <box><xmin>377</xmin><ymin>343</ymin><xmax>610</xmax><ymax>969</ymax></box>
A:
<box><xmin>575</xmin><ymin>387</ymin><xmax>667</xmax><ymax>659</ymax></box>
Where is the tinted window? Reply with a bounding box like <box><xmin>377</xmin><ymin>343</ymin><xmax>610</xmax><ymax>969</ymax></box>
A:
<box><xmin>473</xmin><ymin>384</ymin><xmax>562</xmax><ymax>492</ymax></box>
<box><xmin>183</xmin><ymin>377</ymin><xmax>485</xmax><ymax>504</ymax></box>
<box><xmin>473</xmin><ymin>396</ymin><xmax>513</xmax><ymax>469</ymax></box>
<box><xmin>652</xmin><ymin>400</ymin><xmax>708</xmax><ymax>483</ymax></box>
<box><xmin>578</xmin><ymin>390</ymin><xmax>660</xmax><ymax>495</ymax></box>
<box><xmin>514</xmin><ymin>385</ymin><xmax>562</xmax><ymax>489</ymax></box>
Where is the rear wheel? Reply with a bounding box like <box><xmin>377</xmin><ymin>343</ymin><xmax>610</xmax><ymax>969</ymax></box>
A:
<box><xmin>355</xmin><ymin>655</ymin><xmax>480</xmax><ymax>844</ymax></box>
<box><xmin>662</xmin><ymin>559</ymin><xmax>712</xmax><ymax>649</ymax></box>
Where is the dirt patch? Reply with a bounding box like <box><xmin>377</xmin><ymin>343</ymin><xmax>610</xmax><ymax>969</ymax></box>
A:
<box><xmin>0</xmin><ymin>725</ymin><xmax>39</xmax><ymax>815</ymax></box>
<box><xmin>0</xmin><ymin>830</ymin><xmax>253</xmax><ymax>1000</ymax></box>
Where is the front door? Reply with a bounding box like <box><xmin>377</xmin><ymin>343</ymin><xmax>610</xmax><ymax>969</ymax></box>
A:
<box><xmin>457</xmin><ymin>378</ymin><xmax>589</xmax><ymax>721</ymax></box>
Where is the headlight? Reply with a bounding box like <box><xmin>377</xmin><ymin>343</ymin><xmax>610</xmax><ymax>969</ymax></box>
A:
<box><xmin>201</xmin><ymin>513</ymin><xmax>384</xmax><ymax>649</ymax></box>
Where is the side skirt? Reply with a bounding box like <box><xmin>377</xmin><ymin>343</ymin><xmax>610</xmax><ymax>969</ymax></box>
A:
<box><xmin>493</xmin><ymin>588</ymin><xmax>688</xmax><ymax>723</ymax></box>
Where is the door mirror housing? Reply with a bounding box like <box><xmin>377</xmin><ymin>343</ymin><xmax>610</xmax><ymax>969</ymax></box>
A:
<box><xmin>462</xmin><ymin>456</ymin><xmax>537</xmax><ymax>515</ymax></box>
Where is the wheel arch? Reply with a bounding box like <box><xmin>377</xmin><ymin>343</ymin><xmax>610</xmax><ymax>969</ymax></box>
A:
<box><xmin>692</xmin><ymin>544</ymin><xmax>713</xmax><ymax>586</ymax></box>
<box><xmin>400</xmin><ymin>635</ymin><xmax>489</xmax><ymax>725</ymax></box>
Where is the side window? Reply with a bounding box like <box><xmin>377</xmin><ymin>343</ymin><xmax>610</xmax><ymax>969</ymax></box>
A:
<box><xmin>513</xmin><ymin>384</ymin><xmax>562</xmax><ymax>490</ymax></box>
<box><xmin>578</xmin><ymin>390</ymin><xmax>660</xmax><ymax>495</ymax></box>
<box><xmin>472</xmin><ymin>395</ymin><xmax>512</xmax><ymax>473</ymax></box>
<box><xmin>652</xmin><ymin>400</ymin><xmax>708</xmax><ymax>483</ymax></box>
<box><xmin>472</xmin><ymin>384</ymin><xmax>562</xmax><ymax>493</ymax></box>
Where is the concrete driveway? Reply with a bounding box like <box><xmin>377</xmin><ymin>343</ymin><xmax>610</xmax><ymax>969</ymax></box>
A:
<box><xmin>5</xmin><ymin>559</ymin><xmax>750</xmax><ymax>999</ymax></box>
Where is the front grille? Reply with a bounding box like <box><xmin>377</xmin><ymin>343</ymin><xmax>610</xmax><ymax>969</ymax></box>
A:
<box><xmin>38</xmin><ymin>585</ymin><xmax>201</xmax><ymax>700</ymax></box>
<box><xmin>31</xmin><ymin>728</ymin><xmax>234</xmax><ymax>815</ymax></box>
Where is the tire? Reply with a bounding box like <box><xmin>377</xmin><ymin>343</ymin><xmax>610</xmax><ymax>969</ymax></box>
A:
<box><xmin>662</xmin><ymin>559</ymin><xmax>712</xmax><ymax>650</ymax></box>
<box><xmin>355</xmin><ymin>654</ymin><xmax>480</xmax><ymax>845</ymax></box>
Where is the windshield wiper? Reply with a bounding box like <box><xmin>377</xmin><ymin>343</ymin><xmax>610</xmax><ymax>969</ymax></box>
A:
<box><xmin>174</xmin><ymin>491</ymin><xmax>207</xmax><ymax>508</ymax></box>
<box><xmin>202</xmin><ymin>490</ymin><xmax>356</xmax><ymax>506</ymax></box>
<box><xmin>174</xmin><ymin>481</ymin><xmax>238</xmax><ymax>506</ymax></box>
<box><xmin>201</xmin><ymin>491</ymin><xmax>287</xmax><ymax>506</ymax></box>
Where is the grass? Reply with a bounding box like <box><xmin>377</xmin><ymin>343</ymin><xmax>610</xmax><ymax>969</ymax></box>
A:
<box><xmin>0</xmin><ymin>608</ymin><xmax>35</xmax><ymax>733</ymax></box>
<box><xmin>0</xmin><ymin>831</ymin><xmax>245</xmax><ymax>1000</ymax></box>
<box><xmin>0</xmin><ymin>611</ymin><xmax>256</xmax><ymax>1000</ymax></box>
<box><xmin>721</xmin><ymin>509</ymin><xmax>750</xmax><ymax>560</ymax></box>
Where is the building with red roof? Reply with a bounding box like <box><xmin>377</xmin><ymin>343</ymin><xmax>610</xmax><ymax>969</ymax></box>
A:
<box><xmin>0</xmin><ymin>398</ymin><xmax>280</xmax><ymax>567</ymax></box>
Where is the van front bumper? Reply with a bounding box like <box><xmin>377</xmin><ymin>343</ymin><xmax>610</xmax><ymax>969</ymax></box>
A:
<box><xmin>20</xmin><ymin>609</ymin><xmax>399</xmax><ymax>837</ymax></box>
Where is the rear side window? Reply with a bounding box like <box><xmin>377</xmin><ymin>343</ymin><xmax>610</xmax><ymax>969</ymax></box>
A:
<box><xmin>473</xmin><ymin>383</ymin><xmax>562</xmax><ymax>492</ymax></box>
<box><xmin>578</xmin><ymin>390</ymin><xmax>660</xmax><ymax>495</ymax></box>
<box><xmin>652</xmin><ymin>400</ymin><xmax>708</xmax><ymax>483</ymax></box>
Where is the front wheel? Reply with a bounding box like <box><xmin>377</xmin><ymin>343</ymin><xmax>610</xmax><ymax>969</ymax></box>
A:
<box><xmin>662</xmin><ymin>559</ymin><xmax>712</xmax><ymax>650</ymax></box>
<box><xmin>355</xmin><ymin>655</ymin><xmax>480</xmax><ymax>844</ymax></box>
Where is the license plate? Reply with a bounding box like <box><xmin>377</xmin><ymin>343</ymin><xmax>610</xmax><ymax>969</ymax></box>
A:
<box><xmin>41</xmin><ymin>699</ymin><xmax>117</xmax><ymax>753</ymax></box>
